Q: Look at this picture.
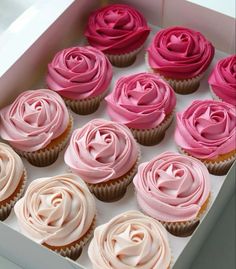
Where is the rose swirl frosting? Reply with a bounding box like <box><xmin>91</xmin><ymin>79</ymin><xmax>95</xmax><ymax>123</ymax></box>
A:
<box><xmin>175</xmin><ymin>100</ymin><xmax>236</xmax><ymax>160</ymax></box>
<box><xmin>47</xmin><ymin>46</ymin><xmax>113</xmax><ymax>100</ymax></box>
<box><xmin>88</xmin><ymin>210</ymin><xmax>171</xmax><ymax>269</ymax></box>
<box><xmin>106</xmin><ymin>73</ymin><xmax>176</xmax><ymax>129</ymax></box>
<box><xmin>147</xmin><ymin>26</ymin><xmax>215</xmax><ymax>79</ymax></box>
<box><xmin>208</xmin><ymin>55</ymin><xmax>236</xmax><ymax>105</ymax></box>
<box><xmin>85</xmin><ymin>4</ymin><xmax>150</xmax><ymax>55</ymax></box>
<box><xmin>64</xmin><ymin>119</ymin><xmax>138</xmax><ymax>184</ymax></box>
<box><xmin>0</xmin><ymin>89</ymin><xmax>69</xmax><ymax>152</ymax></box>
<box><xmin>133</xmin><ymin>152</ymin><xmax>210</xmax><ymax>222</ymax></box>
<box><xmin>14</xmin><ymin>173</ymin><xmax>96</xmax><ymax>247</ymax></box>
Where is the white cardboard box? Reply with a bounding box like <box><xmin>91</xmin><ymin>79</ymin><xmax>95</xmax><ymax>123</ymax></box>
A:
<box><xmin>0</xmin><ymin>1</ymin><xmax>235</xmax><ymax>269</ymax></box>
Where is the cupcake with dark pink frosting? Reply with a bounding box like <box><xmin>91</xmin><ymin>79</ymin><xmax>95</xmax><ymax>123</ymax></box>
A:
<box><xmin>47</xmin><ymin>46</ymin><xmax>112</xmax><ymax>114</ymax></box>
<box><xmin>106</xmin><ymin>73</ymin><xmax>176</xmax><ymax>145</ymax></box>
<box><xmin>208</xmin><ymin>55</ymin><xmax>236</xmax><ymax>105</ymax></box>
<box><xmin>147</xmin><ymin>26</ymin><xmax>215</xmax><ymax>94</ymax></box>
<box><xmin>64</xmin><ymin>119</ymin><xmax>140</xmax><ymax>202</ymax></box>
<box><xmin>0</xmin><ymin>89</ymin><xmax>73</xmax><ymax>167</ymax></box>
<box><xmin>85</xmin><ymin>4</ymin><xmax>150</xmax><ymax>67</ymax></box>
<box><xmin>134</xmin><ymin>152</ymin><xmax>211</xmax><ymax>237</ymax></box>
<box><xmin>175</xmin><ymin>100</ymin><xmax>236</xmax><ymax>175</ymax></box>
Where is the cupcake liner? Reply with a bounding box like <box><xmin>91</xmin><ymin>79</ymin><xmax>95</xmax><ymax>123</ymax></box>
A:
<box><xmin>0</xmin><ymin>170</ymin><xmax>27</xmax><ymax>221</ymax></box>
<box><xmin>16</xmin><ymin>115</ymin><xmax>73</xmax><ymax>167</ymax></box>
<box><xmin>88</xmin><ymin>153</ymin><xmax>140</xmax><ymax>202</ymax></box>
<box><xmin>64</xmin><ymin>91</ymin><xmax>107</xmax><ymax>115</ymax></box>
<box><xmin>209</xmin><ymin>85</ymin><xmax>221</xmax><ymax>101</ymax></box>
<box><xmin>130</xmin><ymin>112</ymin><xmax>174</xmax><ymax>146</ymax></box>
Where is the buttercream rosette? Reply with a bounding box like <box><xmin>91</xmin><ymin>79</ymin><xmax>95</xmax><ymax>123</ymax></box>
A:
<box><xmin>175</xmin><ymin>100</ymin><xmax>236</xmax><ymax>175</ymax></box>
<box><xmin>208</xmin><ymin>55</ymin><xmax>236</xmax><ymax>105</ymax></box>
<box><xmin>47</xmin><ymin>46</ymin><xmax>112</xmax><ymax>114</ymax></box>
<box><xmin>147</xmin><ymin>26</ymin><xmax>215</xmax><ymax>94</ymax></box>
<box><xmin>64</xmin><ymin>119</ymin><xmax>139</xmax><ymax>202</ymax></box>
<box><xmin>0</xmin><ymin>89</ymin><xmax>73</xmax><ymax>167</ymax></box>
<box><xmin>85</xmin><ymin>4</ymin><xmax>150</xmax><ymax>67</ymax></box>
<box><xmin>14</xmin><ymin>173</ymin><xmax>96</xmax><ymax>260</ymax></box>
<box><xmin>106</xmin><ymin>73</ymin><xmax>176</xmax><ymax>145</ymax></box>
<box><xmin>88</xmin><ymin>210</ymin><xmax>171</xmax><ymax>269</ymax></box>
<box><xmin>133</xmin><ymin>152</ymin><xmax>210</xmax><ymax>236</ymax></box>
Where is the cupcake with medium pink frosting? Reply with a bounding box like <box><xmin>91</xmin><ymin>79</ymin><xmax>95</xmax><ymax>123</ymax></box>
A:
<box><xmin>175</xmin><ymin>100</ymin><xmax>236</xmax><ymax>175</ymax></box>
<box><xmin>0</xmin><ymin>143</ymin><xmax>26</xmax><ymax>221</ymax></box>
<box><xmin>47</xmin><ymin>46</ymin><xmax>112</xmax><ymax>114</ymax></box>
<box><xmin>14</xmin><ymin>173</ymin><xmax>96</xmax><ymax>260</ymax></box>
<box><xmin>134</xmin><ymin>152</ymin><xmax>211</xmax><ymax>237</ymax></box>
<box><xmin>208</xmin><ymin>55</ymin><xmax>236</xmax><ymax>105</ymax></box>
<box><xmin>106</xmin><ymin>73</ymin><xmax>176</xmax><ymax>145</ymax></box>
<box><xmin>0</xmin><ymin>89</ymin><xmax>73</xmax><ymax>167</ymax></box>
<box><xmin>147</xmin><ymin>26</ymin><xmax>215</xmax><ymax>94</ymax></box>
<box><xmin>88</xmin><ymin>210</ymin><xmax>171</xmax><ymax>269</ymax></box>
<box><xmin>64</xmin><ymin>119</ymin><xmax>139</xmax><ymax>202</ymax></box>
<box><xmin>85</xmin><ymin>4</ymin><xmax>150</xmax><ymax>67</ymax></box>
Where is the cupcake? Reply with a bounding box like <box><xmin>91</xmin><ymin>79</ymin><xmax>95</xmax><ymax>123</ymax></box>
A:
<box><xmin>88</xmin><ymin>210</ymin><xmax>171</xmax><ymax>269</ymax></box>
<box><xmin>106</xmin><ymin>72</ymin><xmax>176</xmax><ymax>145</ymax></box>
<box><xmin>147</xmin><ymin>26</ymin><xmax>215</xmax><ymax>94</ymax></box>
<box><xmin>14</xmin><ymin>173</ymin><xmax>96</xmax><ymax>260</ymax></box>
<box><xmin>0</xmin><ymin>89</ymin><xmax>73</xmax><ymax>167</ymax></box>
<box><xmin>175</xmin><ymin>100</ymin><xmax>236</xmax><ymax>175</ymax></box>
<box><xmin>133</xmin><ymin>152</ymin><xmax>210</xmax><ymax>237</ymax></box>
<box><xmin>64</xmin><ymin>119</ymin><xmax>139</xmax><ymax>202</ymax></box>
<box><xmin>0</xmin><ymin>143</ymin><xmax>26</xmax><ymax>221</ymax></box>
<box><xmin>85</xmin><ymin>4</ymin><xmax>150</xmax><ymax>67</ymax></box>
<box><xmin>208</xmin><ymin>55</ymin><xmax>236</xmax><ymax>105</ymax></box>
<box><xmin>47</xmin><ymin>46</ymin><xmax>112</xmax><ymax>115</ymax></box>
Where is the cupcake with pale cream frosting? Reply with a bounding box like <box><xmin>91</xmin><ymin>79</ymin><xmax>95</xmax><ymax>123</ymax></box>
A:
<box><xmin>47</xmin><ymin>46</ymin><xmax>112</xmax><ymax>114</ymax></box>
<box><xmin>134</xmin><ymin>152</ymin><xmax>210</xmax><ymax>237</ymax></box>
<box><xmin>88</xmin><ymin>210</ymin><xmax>171</xmax><ymax>269</ymax></box>
<box><xmin>64</xmin><ymin>119</ymin><xmax>139</xmax><ymax>202</ymax></box>
<box><xmin>175</xmin><ymin>100</ymin><xmax>236</xmax><ymax>175</ymax></box>
<box><xmin>14</xmin><ymin>173</ymin><xmax>96</xmax><ymax>260</ymax></box>
<box><xmin>106</xmin><ymin>73</ymin><xmax>176</xmax><ymax>145</ymax></box>
<box><xmin>0</xmin><ymin>143</ymin><xmax>26</xmax><ymax>221</ymax></box>
<box><xmin>0</xmin><ymin>89</ymin><xmax>73</xmax><ymax>167</ymax></box>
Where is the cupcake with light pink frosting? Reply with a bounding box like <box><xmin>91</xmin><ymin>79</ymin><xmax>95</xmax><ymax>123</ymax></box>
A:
<box><xmin>208</xmin><ymin>55</ymin><xmax>236</xmax><ymax>105</ymax></box>
<box><xmin>14</xmin><ymin>173</ymin><xmax>96</xmax><ymax>260</ymax></box>
<box><xmin>175</xmin><ymin>100</ymin><xmax>236</xmax><ymax>175</ymax></box>
<box><xmin>106</xmin><ymin>73</ymin><xmax>176</xmax><ymax>145</ymax></box>
<box><xmin>85</xmin><ymin>4</ymin><xmax>150</xmax><ymax>67</ymax></box>
<box><xmin>64</xmin><ymin>119</ymin><xmax>139</xmax><ymax>202</ymax></box>
<box><xmin>88</xmin><ymin>210</ymin><xmax>171</xmax><ymax>269</ymax></box>
<box><xmin>134</xmin><ymin>152</ymin><xmax>211</xmax><ymax>237</ymax></box>
<box><xmin>47</xmin><ymin>46</ymin><xmax>112</xmax><ymax>114</ymax></box>
<box><xmin>0</xmin><ymin>89</ymin><xmax>73</xmax><ymax>167</ymax></box>
<box><xmin>147</xmin><ymin>26</ymin><xmax>215</xmax><ymax>94</ymax></box>
<box><xmin>0</xmin><ymin>143</ymin><xmax>26</xmax><ymax>221</ymax></box>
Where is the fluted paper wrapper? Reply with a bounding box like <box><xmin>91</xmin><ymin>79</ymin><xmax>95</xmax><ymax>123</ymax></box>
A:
<box><xmin>16</xmin><ymin>115</ymin><xmax>73</xmax><ymax>167</ymax></box>
<box><xmin>0</xmin><ymin>170</ymin><xmax>27</xmax><ymax>221</ymax></box>
<box><xmin>130</xmin><ymin>112</ymin><xmax>174</xmax><ymax>146</ymax></box>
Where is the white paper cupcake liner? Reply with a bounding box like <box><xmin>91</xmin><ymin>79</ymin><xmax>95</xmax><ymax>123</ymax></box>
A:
<box><xmin>0</xmin><ymin>170</ymin><xmax>27</xmax><ymax>221</ymax></box>
<box><xmin>16</xmin><ymin>115</ymin><xmax>73</xmax><ymax>167</ymax></box>
<box><xmin>130</xmin><ymin>112</ymin><xmax>174</xmax><ymax>146</ymax></box>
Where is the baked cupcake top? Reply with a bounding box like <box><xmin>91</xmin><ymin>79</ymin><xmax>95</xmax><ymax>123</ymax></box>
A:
<box><xmin>88</xmin><ymin>210</ymin><xmax>171</xmax><ymax>269</ymax></box>
<box><xmin>47</xmin><ymin>46</ymin><xmax>112</xmax><ymax>100</ymax></box>
<box><xmin>64</xmin><ymin>119</ymin><xmax>139</xmax><ymax>184</ymax></box>
<box><xmin>133</xmin><ymin>152</ymin><xmax>210</xmax><ymax>222</ymax></box>
<box><xmin>175</xmin><ymin>100</ymin><xmax>236</xmax><ymax>160</ymax></box>
<box><xmin>208</xmin><ymin>55</ymin><xmax>236</xmax><ymax>105</ymax></box>
<box><xmin>106</xmin><ymin>73</ymin><xmax>176</xmax><ymax>129</ymax></box>
<box><xmin>0</xmin><ymin>143</ymin><xmax>24</xmax><ymax>203</ymax></box>
<box><xmin>14</xmin><ymin>173</ymin><xmax>96</xmax><ymax>247</ymax></box>
<box><xmin>85</xmin><ymin>4</ymin><xmax>150</xmax><ymax>55</ymax></box>
<box><xmin>0</xmin><ymin>89</ymin><xmax>69</xmax><ymax>152</ymax></box>
<box><xmin>147</xmin><ymin>26</ymin><xmax>215</xmax><ymax>79</ymax></box>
